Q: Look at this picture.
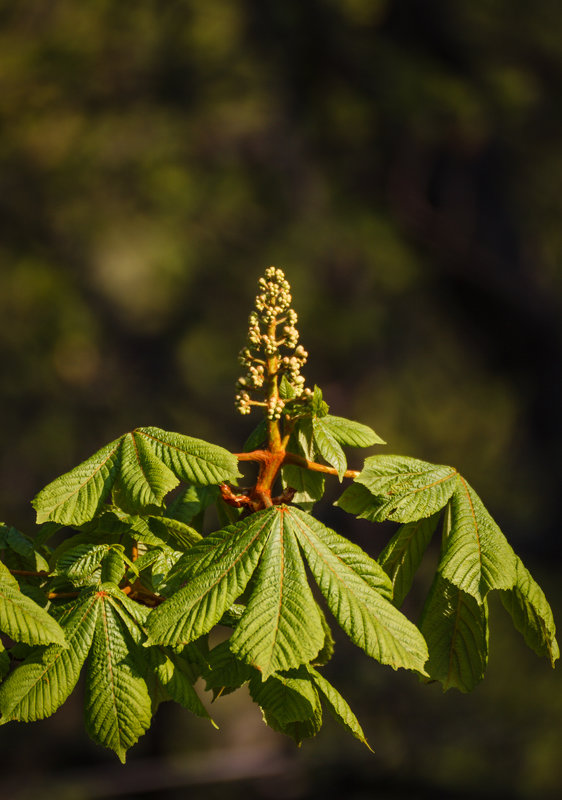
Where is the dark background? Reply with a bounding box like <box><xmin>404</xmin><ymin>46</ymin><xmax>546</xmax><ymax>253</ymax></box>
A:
<box><xmin>0</xmin><ymin>1</ymin><xmax>561</xmax><ymax>798</ymax></box>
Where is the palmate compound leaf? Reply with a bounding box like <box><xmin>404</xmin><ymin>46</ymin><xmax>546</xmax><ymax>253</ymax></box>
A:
<box><xmin>378</xmin><ymin>513</ymin><xmax>441</xmax><ymax>607</ymax></box>
<box><xmin>144</xmin><ymin>511</ymin><xmax>275</xmax><ymax>648</ymax></box>
<box><xmin>146</xmin><ymin>505</ymin><xmax>422</xmax><ymax>677</ymax></box>
<box><xmin>285</xmin><ymin>507</ymin><xmax>429</xmax><ymax>674</ymax></box>
<box><xmin>32</xmin><ymin>428</ymin><xmax>241</xmax><ymax>526</ymax></box>
<box><xmin>229</xmin><ymin>507</ymin><xmax>326</xmax><ymax>677</ymax></box>
<box><xmin>0</xmin><ymin>561</ymin><xmax>66</xmax><ymax>646</ymax></box>
<box><xmin>500</xmin><ymin>555</ymin><xmax>559</xmax><ymax>667</ymax></box>
<box><xmin>84</xmin><ymin>589</ymin><xmax>153</xmax><ymax>763</ymax></box>
<box><xmin>420</xmin><ymin>573</ymin><xmax>489</xmax><ymax>692</ymax></box>
<box><xmin>337</xmin><ymin>455</ymin><xmax>459</xmax><ymax>523</ymax></box>
<box><xmin>0</xmin><ymin>592</ymin><xmax>98</xmax><ymax>723</ymax></box>
<box><xmin>438</xmin><ymin>478</ymin><xmax>517</xmax><ymax>603</ymax></box>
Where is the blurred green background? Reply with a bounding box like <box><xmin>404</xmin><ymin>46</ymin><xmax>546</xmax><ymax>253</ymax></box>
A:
<box><xmin>0</xmin><ymin>1</ymin><xmax>561</xmax><ymax>798</ymax></box>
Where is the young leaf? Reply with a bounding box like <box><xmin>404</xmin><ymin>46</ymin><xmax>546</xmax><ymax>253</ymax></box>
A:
<box><xmin>339</xmin><ymin>455</ymin><xmax>458</xmax><ymax>523</ymax></box>
<box><xmin>378</xmin><ymin>513</ymin><xmax>441</xmax><ymax>607</ymax></box>
<box><xmin>135</xmin><ymin>427</ymin><xmax>241</xmax><ymax>487</ymax></box>
<box><xmin>32</xmin><ymin>429</ymin><xmax>240</xmax><ymax>526</ymax></box>
<box><xmin>281</xmin><ymin>464</ymin><xmax>325</xmax><ymax>510</ymax></box>
<box><xmin>286</xmin><ymin>507</ymin><xmax>428</xmax><ymax>673</ymax></box>
<box><xmin>308</xmin><ymin>666</ymin><xmax>371</xmax><ymax>750</ymax></box>
<box><xmin>32</xmin><ymin>437</ymin><xmax>122</xmax><ymax>525</ymax></box>
<box><xmin>144</xmin><ymin>511</ymin><xmax>274</xmax><ymax>647</ymax></box>
<box><xmin>113</xmin><ymin>431</ymin><xmax>178</xmax><ymax>513</ymax></box>
<box><xmin>0</xmin><ymin>593</ymin><xmax>98</xmax><ymax>722</ymax></box>
<box><xmin>0</xmin><ymin>578</ymin><xmax>66</xmax><ymax>646</ymax></box>
<box><xmin>312</xmin><ymin>417</ymin><xmax>347</xmax><ymax>480</ymax></box>
<box><xmin>500</xmin><ymin>556</ymin><xmax>559</xmax><ymax>667</ymax></box>
<box><xmin>229</xmin><ymin>508</ymin><xmax>326</xmax><ymax>677</ymax></box>
<box><xmin>420</xmin><ymin>574</ymin><xmax>489</xmax><ymax>692</ymax></box>
<box><xmin>320</xmin><ymin>415</ymin><xmax>385</xmax><ymax>448</ymax></box>
<box><xmin>438</xmin><ymin>478</ymin><xmax>517</xmax><ymax>602</ymax></box>
<box><xmin>54</xmin><ymin>543</ymin><xmax>111</xmax><ymax>584</ymax></box>
<box><xmin>84</xmin><ymin>593</ymin><xmax>152</xmax><ymax>763</ymax></box>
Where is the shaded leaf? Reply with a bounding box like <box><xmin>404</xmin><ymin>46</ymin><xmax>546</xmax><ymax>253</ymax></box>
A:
<box><xmin>202</xmin><ymin>640</ymin><xmax>255</xmax><ymax>699</ymax></box>
<box><xmin>308</xmin><ymin>666</ymin><xmax>371</xmax><ymax>749</ymax></box>
<box><xmin>500</xmin><ymin>556</ymin><xmax>559</xmax><ymax>667</ymax></box>
<box><xmin>378</xmin><ymin>513</ymin><xmax>441</xmax><ymax>607</ymax></box>
<box><xmin>420</xmin><ymin>574</ymin><xmax>488</xmax><ymax>692</ymax></box>
<box><xmin>148</xmin><ymin>647</ymin><xmax>213</xmax><ymax>721</ymax></box>
<box><xmin>281</xmin><ymin>464</ymin><xmax>325</xmax><ymax>510</ymax></box>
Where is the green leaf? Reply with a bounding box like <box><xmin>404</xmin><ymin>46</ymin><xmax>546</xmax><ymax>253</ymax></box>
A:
<box><xmin>500</xmin><ymin>556</ymin><xmax>559</xmax><ymax>667</ymax></box>
<box><xmin>281</xmin><ymin>464</ymin><xmax>325</xmax><ymax>510</ymax></box>
<box><xmin>333</xmin><ymin>482</ymin><xmax>384</xmax><ymax>523</ymax></box>
<box><xmin>32</xmin><ymin>429</ymin><xmax>240</xmax><ymax>526</ymax></box>
<box><xmin>420</xmin><ymin>574</ymin><xmax>489</xmax><ymax>692</ymax></box>
<box><xmin>148</xmin><ymin>515</ymin><xmax>202</xmax><ymax>549</ymax></box>
<box><xmin>312</xmin><ymin>605</ymin><xmax>335</xmax><ymax>667</ymax></box>
<box><xmin>113</xmin><ymin>431</ymin><xmax>178</xmax><ymax>513</ymax></box>
<box><xmin>308</xmin><ymin>666</ymin><xmax>371</xmax><ymax>750</ymax></box>
<box><xmin>278</xmin><ymin>373</ymin><xmax>297</xmax><ymax>400</ymax></box>
<box><xmin>0</xmin><ymin>579</ymin><xmax>66</xmax><ymax>646</ymax></box>
<box><xmin>286</xmin><ymin>507</ymin><xmax>428</xmax><ymax>673</ymax></box>
<box><xmin>250</xmin><ymin>668</ymin><xmax>323</xmax><ymax>745</ymax></box>
<box><xmin>84</xmin><ymin>593</ymin><xmax>152</xmax><ymax>762</ymax></box>
<box><xmin>0</xmin><ymin>593</ymin><xmax>98</xmax><ymax>722</ymax></box>
<box><xmin>0</xmin><ymin>641</ymin><xmax>10</xmax><ymax>681</ymax></box>
<box><xmin>135</xmin><ymin>427</ymin><xmax>240</xmax><ymax>487</ymax></box>
<box><xmin>321</xmin><ymin>415</ymin><xmax>385</xmax><ymax>448</ymax></box>
<box><xmin>100</xmin><ymin>548</ymin><xmax>126</xmax><ymax>584</ymax></box>
<box><xmin>378</xmin><ymin>513</ymin><xmax>441</xmax><ymax>607</ymax></box>
<box><xmin>145</xmin><ymin>511</ymin><xmax>274</xmax><ymax>647</ymax></box>
<box><xmin>202</xmin><ymin>640</ymin><xmax>255</xmax><ymax>699</ymax></box>
<box><xmin>54</xmin><ymin>543</ymin><xmax>111</xmax><ymax>584</ymax></box>
<box><xmin>439</xmin><ymin>479</ymin><xmax>517</xmax><ymax>602</ymax></box>
<box><xmin>229</xmin><ymin>507</ymin><xmax>326</xmax><ymax>677</ymax></box>
<box><xmin>312</xmin><ymin>417</ymin><xmax>347</xmax><ymax>480</ymax></box>
<box><xmin>1</xmin><ymin>526</ymin><xmax>50</xmax><ymax>572</ymax></box>
<box><xmin>340</xmin><ymin>455</ymin><xmax>458</xmax><ymax>523</ymax></box>
<box><xmin>310</xmin><ymin>385</ymin><xmax>329</xmax><ymax>417</ymax></box>
<box><xmin>32</xmin><ymin>437</ymin><xmax>122</xmax><ymax>525</ymax></box>
<box><xmin>148</xmin><ymin>647</ymin><xmax>213</xmax><ymax>721</ymax></box>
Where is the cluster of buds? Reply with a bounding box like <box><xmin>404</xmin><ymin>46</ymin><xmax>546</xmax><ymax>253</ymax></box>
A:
<box><xmin>235</xmin><ymin>267</ymin><xmax>312</xmax><ymax>419</ymax></box>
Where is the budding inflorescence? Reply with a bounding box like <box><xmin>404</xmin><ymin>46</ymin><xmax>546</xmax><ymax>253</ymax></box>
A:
<box><xmin>235</xmin><ymin>267</ymin><xmax>312</xmax><ymax>419</ymax></box>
